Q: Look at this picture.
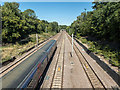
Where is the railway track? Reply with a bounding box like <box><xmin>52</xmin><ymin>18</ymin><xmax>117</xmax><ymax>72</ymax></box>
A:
<box><xmin>40</xmin><ymin>31</ymin><xmax>64</xmax><ymax>88</ymax></box>
<box><xmin>0</xmin><ymin>32</ymin><xmax>61</xmax><ymax>78</ymax></box>
<box><xmin>66</xmin><ymin>33</ymin><xmax>106</xmax><ymax>89</ymax></box>
<box><xmin>42</xmin><ymin>31</ymin><xmax>106</xmax><ymax>88</ymax></box>
<box><xmin>50</xmin><ymin>32</ymin><xmax>64</xmax><ymax>88</ymax></box>
<box><xmin>41</xmin><ymin>31</ymin><xmax>119</xmax><ymax>89</ymax></box>
<box><xmin>0</xmin><ymin>32</ymin><xmax>62</xmax><ymax>89</ymax></box>
<box><xmin>2</xmin><ymin>31</ymin><xmax>118</xmax><ymax>89</ymax></box>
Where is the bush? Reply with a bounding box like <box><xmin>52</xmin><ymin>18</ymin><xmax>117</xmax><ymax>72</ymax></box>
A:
<box><xmin>81</xmin><ymin>38</ymin><xmax>87</xmax><ymax>44</ymax></box>
<box><xmin>89</xmin><ymin>45</ymin><xmax>96</xmax><ymax>52</ymax></box>
<box><xmin>79</xmin><ymin>37</ymin><xmax>120</xmax><ymax>67</ymax></box>
<box><xmin>2</xmin><ymin>56</ymin><xmax>11</xmax><ymax>63</ymax></box>
<box><xmin>76</xmin><ymin>33</ymin><xmax>81</xmax><ymax>39</ymax></box>
<box><xmin>109</xmin><ymin>59</ymin><xmax>119</xmax><ymax>67</ymax></box>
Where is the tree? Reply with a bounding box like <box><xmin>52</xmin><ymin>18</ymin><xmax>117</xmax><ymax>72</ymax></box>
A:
<box><xmin>23</xmin><ymin>9</ymin><xmax>36</xmax><ymax>19</ymax></box>
<box><xmin>1</xmin><ymin>2</ymin><xmax>59</xmax><ymax>43</ymax></box>
<box><xmin>69</xmin><ymin>2</ymin><xmax>120</xmax><ymax>42</ymax></box>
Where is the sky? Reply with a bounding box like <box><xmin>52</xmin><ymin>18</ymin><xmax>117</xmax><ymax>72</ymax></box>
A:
<box><xmin>1</xmin><ymin>2</ymin><xmax>94</xmax><ymax>25</ymax></box>
<box><xmin>1</xmin><ymin>0</ymin><xmax>94</xmax><ymax>2</ymax></box>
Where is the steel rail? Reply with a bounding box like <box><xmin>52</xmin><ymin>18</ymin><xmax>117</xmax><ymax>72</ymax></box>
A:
<box><xmin>50</xmin><ymin>32</ymin><xmax>64</xmax><ymax>88</ymax></box>
<box><xmin>66</xmin><ymin>32</ymin><xmax>106</xmax><ymax>89</ymax></box>
<box><xmin>0</xmin><ymin>33</ymin><xmax>59</xmax><ymax>75</ymax></box>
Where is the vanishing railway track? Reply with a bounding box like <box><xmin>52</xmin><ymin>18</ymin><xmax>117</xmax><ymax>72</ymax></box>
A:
<box><xmin>66</xmin><ymin>33</ymin><xmax>106</xmax><ymax>89</ymax></box>
<box><xmin>0</xmin><ymin>33</ymin><xmax>61</xmax><ymax>77</ymax></box>
<box><xmin>41</xmin><ymin>31</ymin><xmax>119</xmax><ymax>89</ymax></box>
<box><xmin>1</xmin><ymin>31</ymin><xmax>119</xmax><ymax>89</ymax></box>
<box><xmin>0</xmin><ymin>32</ymin><xmax>62</xmax><ymax>89</ymax></box>
<box><xmin>50</xmin><ymin>32</ymin><xmax>64</xmax><ymax>88</ymax></box>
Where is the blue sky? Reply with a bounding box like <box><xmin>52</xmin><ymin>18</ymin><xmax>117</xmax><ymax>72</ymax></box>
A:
<box><xmin>1</xmin><ymin>0</ymin><xmax>94</xmax><ymax>2</ymax></box>
<box><xmin>2</xmin><ymin>2</ymin><xmax>94</xmax><ymax>25</ymax></box>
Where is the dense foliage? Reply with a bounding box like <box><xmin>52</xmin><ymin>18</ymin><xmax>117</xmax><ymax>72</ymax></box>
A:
<box><xmin>59</xmin><ymin>25</ymin><xmax>68</xmax><ymax>30</ymax></box>
<box><xmin>1</xmin><ymin>2</ymin><xmax>59</xmax><ymax>43</ymax></box>
<box><xmin>68</xmin><ymin>2</ymin><xmax>120</xmax><ymax>67</ymax></box>
<box><xmin>70</xmin><ymin>2</ymin><xmax>120</xmax><ymax>42</ymax></box>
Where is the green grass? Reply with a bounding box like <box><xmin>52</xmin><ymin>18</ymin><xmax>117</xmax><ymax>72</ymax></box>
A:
<box><xmin>79</xmin><ymin>37</ymin><xmax>120</xmax><ymax>67</ymax></box>
<box><xmin>1</xmin><ymin>32</ymin><xmax>56</xmax><ymax>64</ymax></box>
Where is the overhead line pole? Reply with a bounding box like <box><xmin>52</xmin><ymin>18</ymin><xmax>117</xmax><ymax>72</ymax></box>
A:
<box><xmin>72</xmin><ymin>33</ymin><xmax>73</xmax><ymax>57</ymax></box>
<box><xmin>36</xmin><ymin>33</ymin><xmax>38</xmax><ymax>48</ymax></box>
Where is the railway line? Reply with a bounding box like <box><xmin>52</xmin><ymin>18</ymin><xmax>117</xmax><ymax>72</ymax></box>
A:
<box><xmin>41</xmin><ymin>31</ymin><xmax>119</xmax><ymax>89</ymax></box>
<box><xmin>41</xmin><ymin>31</ymin><xmax>64</xmax><ymax>88</ymax></box>
<box><xmin>41</xmin><ymin>31</ymin><xmax>92</xmax><ymax>88</ymax></box>
<box><xmin>51</xmin><ymin>32</ymin><xmax>64</xmax><ymax>88</ymax></box>
<box><xmin>67</xmin><ymin>33</ymin><xmax>106</xmax><ymax>89</ymax></box>
<box><xmin>0</xmin><ymin>32</ymin><xmax>60</xmax><ymax>77</ymax></box>
<box><xmin>0</xmin><ymin>31</ymin><xmax>119</xmax><ymax>89</ymax></box>
<box><xmin>0</xmin><ymin>32</ymin><xmax>61</xmax><ymax>89</ymax></box>
<box><xmin>66</xmin><ymin>32</ymin><xmax>119</xmax><ymax>89</ymax></box>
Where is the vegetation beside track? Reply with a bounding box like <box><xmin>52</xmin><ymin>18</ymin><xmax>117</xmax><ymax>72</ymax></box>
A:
<box><xmin>78</xmin><ymin>37</ymin><xmax>120</xmax><ymax>67</ymax></box>
<box><xmin>1</xmin><ymin>2</ymin><xmax>58</xmax><ymax>64</ymax></box>
<box><xmin>66</xmin><ymin>2</ymin><xmax>120</xmax><ymax>67</ymax></box>
<box><xmin>1</xmin><ymin>2</ymin><xmax>59</xmax><ymax>44</ymax></box>
<box><xmin>1</xmin><ymin>32</ymin><xmax>56</xmax><ymax>64</ymax></box>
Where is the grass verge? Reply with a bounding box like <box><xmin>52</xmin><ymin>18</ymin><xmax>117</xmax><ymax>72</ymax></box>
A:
<box><xmin>1</xmin><ymin>32</ymin><xmax>56</xmax><ymax>64</ymax></box>
<box><xmin>78</xmin><ymin>37</ymin><xmax>120</xmax><ymax>67</ymax></box>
